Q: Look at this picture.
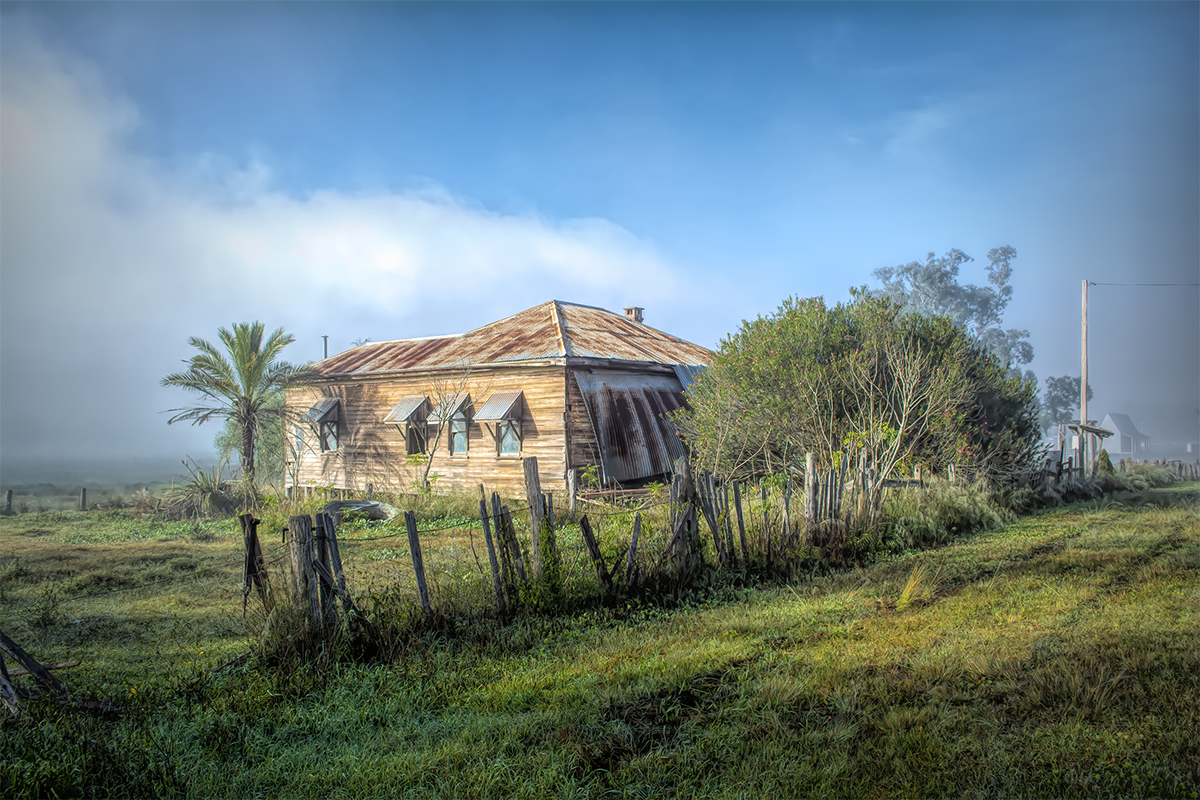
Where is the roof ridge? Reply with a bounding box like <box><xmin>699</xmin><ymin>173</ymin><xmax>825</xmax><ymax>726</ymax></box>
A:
<box><xmin>549</xmin><ymin>300</ymin><xmax>572</xmax><ymax>357</ymax></box>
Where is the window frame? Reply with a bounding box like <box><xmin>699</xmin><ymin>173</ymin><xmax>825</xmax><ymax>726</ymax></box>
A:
<box><xmin>448</xmin><ymin>410</ymin><xmax>469</xmax><ymax>456</ymax></box>
<box><xmin>496</xmin><ymin>419</ymin><xmax>522</xmax><ymax>457</ymax></box>
<box><xmin>320</xmin><ymin>419</ymin><xmax>339</xmax><ymax>453</ymax></box>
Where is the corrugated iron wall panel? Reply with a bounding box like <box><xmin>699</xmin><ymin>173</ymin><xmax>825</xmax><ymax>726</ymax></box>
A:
<box><xmin>573</xmin><ymin>371</ymin><xmax>689</xmax><ymax>483</ymax></box>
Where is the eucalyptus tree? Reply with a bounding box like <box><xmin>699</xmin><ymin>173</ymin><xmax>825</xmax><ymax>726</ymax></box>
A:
<box><xmin>872</xmin><ymin>246</ymin><xmax>1035</xmax><ymax>381</ymax></box>
<box><xmin>1040</xmin><ymin>374</ymin><xmax>1093</xmax><ymax>432</ymax></box>
<box><xmin>162</xmin><ymin>322</ymin><xmax>309</xmax><ymax>492</ymax></box>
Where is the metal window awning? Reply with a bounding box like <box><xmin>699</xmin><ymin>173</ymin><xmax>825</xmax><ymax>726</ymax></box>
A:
<box><xmin>384</xmin><ymin>395</ymin><xmax>428</xmax><ymax>424</ymax></box>
<box><xmin>428</xmin><ymin>392</ymin><xmax>470</xmax><ymax>423</ymax></box>
<box><xmin>474</xmin><ymin>390</ymin><xmax>524</xmax><ymax>422</ymax></box>
<box><xmin>306</xmin><ymin>398</ymin><xmax>339</xmax><ymax>423</ymax></box>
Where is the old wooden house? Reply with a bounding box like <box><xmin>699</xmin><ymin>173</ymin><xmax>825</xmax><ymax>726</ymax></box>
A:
<box><xmin>285</xmin><ymin>301</ymin><xmax>712</xmax><ymax>498</ymax></box>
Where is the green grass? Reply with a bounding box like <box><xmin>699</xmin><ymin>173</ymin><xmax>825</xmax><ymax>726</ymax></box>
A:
<box><xmin>2</xmin><ymin>487</ymin><xmax>1197</xmax><ymax>798</ymax></box>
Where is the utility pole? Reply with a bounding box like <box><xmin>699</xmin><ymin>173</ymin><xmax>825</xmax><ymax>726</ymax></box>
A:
<box><xmin>1081</xmin><ymin>279</ymin><xmax>1089</xmax><ymax>469</ymax></box>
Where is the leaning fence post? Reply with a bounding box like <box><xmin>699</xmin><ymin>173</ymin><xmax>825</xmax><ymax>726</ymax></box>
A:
<box><xmin>240</xmin><ymin>513</ymin><xmax>272</xmax><ymax>614</ymax></box>
<box><xmin>579</xmin><ymin>515</ymin><xmax>612</xmax><ymax>592</ymax></box>
<box><xmin>313</xmin><ymin>513</ymin><xmax>340</xmax><ymax>631</ymax></box>
<box><xmin>405</xmin><ymin>510</ymin><xmax>431</xmax><ymax>613</ymax></box>
<box><xmin>479</xmin><ymin>487</ymin><xmax>507</xmax><ymax>615</ymax></box>
<box><xmin>733</xmin><ymin>481</ymin><xmax>748</xmax><ymax>563</ymax></box>
<box><xmin>626</xmin><ymin>511</ymin><xmax>642</xmax><ymax>588</ymax></box>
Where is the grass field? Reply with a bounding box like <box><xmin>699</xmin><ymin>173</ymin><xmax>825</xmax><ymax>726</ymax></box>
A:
<box><xmin>2</xmin><ymin>484</ymin><xmax>1198</xmax><ymax>798</ymax></box>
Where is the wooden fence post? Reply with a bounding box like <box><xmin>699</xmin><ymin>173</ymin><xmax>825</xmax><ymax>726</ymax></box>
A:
<box><xmin>240</xmin><ymin>513</ymin><xmax>272</xmax><ymax>614</ymax></box>
<box><xmin>312</xmin><ymin>513</ymin><xmax>341</xmax><ymax>631</ymax></box>
<box><xmin>479</xmin><ymin>487</ymin><xmax>507</xmax><ymax>615</ymax></box>
<box><xmin>322</xmin><ymin>512</ymin><xmax>353</xmax><ymax>619</ymax></box>
<box><xmin>626</xmin><ymin>512</ymin><xmax>642</xmax><ymax>587</ymax></box>
<box><xmin>694</xmin><ymin>470</ymin><xmax>724</xmax><ymax>565</ymax></box>
<box><xmin>523</xmin><ymin>457</ymin><xmax>544</xmax><ymax>578</ymax></box>
<box><xmin>783</xmin><ymin>478</ymin><xmax>792</xmax><ymax>549</ymax></box>
<box><xmin>499</xmin><ymin>504</ymin><xmax>527</xmax><ymax>583</ymax></box>
<box><xmin>567</xmin><ymin>469</ymin><xmax>577</xmax><ymax>516</ymax></box>
<box><xmin>3</xmin><ymin>490</ymin><xmax>11</xmax><ymax>515</ymax></box>
<box><xmin>803</xmin><ymin>453</ymin><xmax>817</xmax><ymax>546</ymax></box>
<box><xmin>761</xmin><ymin>483</ymin><xmax>771</xmax><ymax>564</ymax></box>
<box><xmin>492</xmin><ymin>492</ymin><xmax>526</xmax><ymax>584</ymax></box>
<box><xmin>287</xmin><ymin>515</ymin><xmax>323</xmax><ymax>631</ymax></box>
<box><xmin>720</xmin><ymin>481</ymin><xmax>735</xmax><ymax>566</ymax></box>
<box><xmin>404</xmin><ymin>511</ymin><xmax>431</xmax><ymax>613</ymax></box>
<box><xmin>579</xmin><ymin>515</ymin><xmax>612</xmax><ymax>592</ymax></box>
<box><xmin>78</xmin><ymin>488</ymin><xmax>87</xmax><ymax>512</ymax></box>
<box><xmin>733</xmin><ymin>481</ymin><xmax>748</xmax><ymax>562</ymax></box>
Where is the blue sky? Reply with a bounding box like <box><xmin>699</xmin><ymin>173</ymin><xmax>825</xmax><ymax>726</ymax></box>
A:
<box><xmin>1</xmin><ymin>1</ymin><xmax>1197</xmax><ymax>471</ymax></box>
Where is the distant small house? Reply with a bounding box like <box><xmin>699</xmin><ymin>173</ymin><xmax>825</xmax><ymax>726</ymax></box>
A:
<box><xmin>285</xmin><ymin>301</ymin><xmax>712</xmax><ymax>497</ymax></box>
<box><xmin>1100</xmin><ymin>413</ymin><xmax>1151</xmax><ymax>458</ymax></box>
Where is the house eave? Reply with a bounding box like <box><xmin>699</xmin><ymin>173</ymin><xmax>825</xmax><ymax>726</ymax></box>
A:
<box><xmin>289</xmin><ymin>356</ymin><xmax>698</xmax><ymax>385</ymax></box>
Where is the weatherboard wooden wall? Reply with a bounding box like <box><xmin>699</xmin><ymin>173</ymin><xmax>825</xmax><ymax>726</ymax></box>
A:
<box><xmin>286</xmin><ymin>365</ymin><xmax>581</xmax><ymax>498</ymax></box>
<box><xmin>565</xmin><ymin>369</ymin><xmax>602</xmax><ymax>480</ymax></box>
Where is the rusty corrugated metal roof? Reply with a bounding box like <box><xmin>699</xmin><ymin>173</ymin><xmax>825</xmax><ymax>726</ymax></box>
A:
<box><xmin>309</xmin><ymin>301</ymin><xmax>712</xmax><ymax>378</ymax></box>
<box><xmin>574</xmin><ymin>371</ymin><xmax>689</xmax><ymax>483</ymax></box>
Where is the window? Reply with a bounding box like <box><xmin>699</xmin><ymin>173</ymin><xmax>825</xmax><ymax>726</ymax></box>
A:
<box><xmin>475</xmin><ymin>390</ymin><xmax>525</xmax><ymax>457</ymax></box>
<box><xmin>320</xmin><ymin>420</ymin><xmax>338</xmax><ymax>452</ymax></box>
<box><xmin>386</xmin><ymin>395</ymin><xmax>430</xmax><ymax>456</ymax></box>
<box><xmin>498</xmin><ymin>420</ymin><xmax>521</xmax><ymax>455</ymax></box>
<box><xmin>306</xmin><ymin>398</ymin><xmax>340</xmax><ymax>454</ymax></box>
<box><xmin>428</xmin><ymin>392</ymin><xmax>471</xmax><ymax>457</ymax></box>
<box><xmin>449</xmin><ymin>411</ymin><xmax>468</xmax><ymax>456</ymax></box>
<box><xmin>406</xmin><ymin>425</ymin><xmax>426</xmax><ymax>455</ymax></box>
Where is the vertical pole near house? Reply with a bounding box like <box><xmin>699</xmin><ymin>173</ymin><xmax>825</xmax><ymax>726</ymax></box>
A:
<box><xmin>1081</xmin><ymin>278</ymin><xmax>1089</xmax><ymax>471</ymax></box>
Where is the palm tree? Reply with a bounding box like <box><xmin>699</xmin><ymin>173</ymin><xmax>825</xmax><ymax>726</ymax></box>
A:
<box><xmin>162</xmin><ymin>322</ymin><xmax>307</xmax><ymax>492</ymax></box>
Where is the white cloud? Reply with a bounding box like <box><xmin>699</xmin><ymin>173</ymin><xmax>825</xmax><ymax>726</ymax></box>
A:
<box><xmin>0</xmin><ymin>37</ymin><xmax>682</xmax><ymax>462</ymax></box>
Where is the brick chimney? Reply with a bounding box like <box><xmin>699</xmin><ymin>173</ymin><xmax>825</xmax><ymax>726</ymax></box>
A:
<box><xmin>624</xmin><ymin>306</ymin><xmax>644</xmax><ymax>324</ymax></box>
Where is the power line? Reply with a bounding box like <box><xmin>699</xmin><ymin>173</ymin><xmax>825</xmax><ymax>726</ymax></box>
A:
<box><xmin>1088</xmin><ymin>282</ymin><xmax>1200</xmax><ymax>287</ymax></box>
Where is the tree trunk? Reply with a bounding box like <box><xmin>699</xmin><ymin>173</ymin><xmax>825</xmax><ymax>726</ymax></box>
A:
<box><xmin>241</xmin><ymin>414</ymin><xmax>257</xmax><ymax>491</ymax></box>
